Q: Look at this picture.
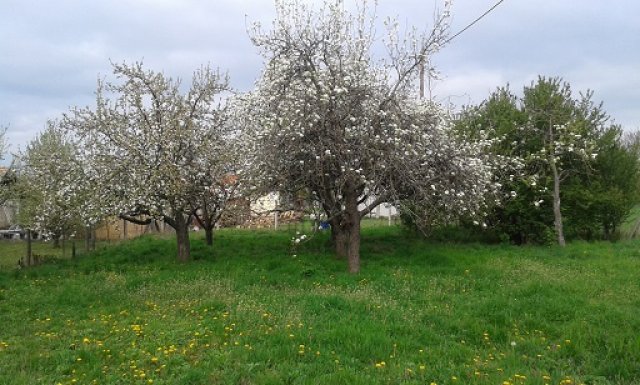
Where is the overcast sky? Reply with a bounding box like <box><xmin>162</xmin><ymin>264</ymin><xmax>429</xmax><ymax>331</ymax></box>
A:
<box><xmin>1</xmin><ymin>0</ymin><xmax>639</xmax><ymax>165</ymax></box>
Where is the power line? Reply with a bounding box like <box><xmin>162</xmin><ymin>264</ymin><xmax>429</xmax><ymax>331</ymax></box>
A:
<box><xmin>444</xmin><ymin>0</ymin><xmax>507</xmax><ymax>45</ymax></box>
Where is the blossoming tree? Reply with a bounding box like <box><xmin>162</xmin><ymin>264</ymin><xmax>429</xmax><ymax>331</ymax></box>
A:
<box><xmin>16</xmin><ymin>122</ymin><xmax>92</xmax><ymax>245</ymax></box>
<box><xmin>0</xmin><ymin>126</ymin><xmax>6</xmax><ymax>188</ymax></box>
<box><xmin>242</xmin><ymin>0</ymin><xmax>499</xmax><ymax>273</ymax></box>
<box><xmin>65</xmin><ymin>62</ymin><xmax>233</xmax><ymax>261</ymax></box>
<box><xmin>0</xmin><ymin>126</ymin><xmax>5</xmax><ymax>160</ymax></box>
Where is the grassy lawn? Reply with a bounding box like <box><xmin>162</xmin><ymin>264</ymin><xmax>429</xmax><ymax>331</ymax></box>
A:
<box><xmin>0</xmin><ymin>239</ymin><xmax>65</xmax><ymax>270</ymax></box>
<box><xmin>1</xmin><ymin>226</ymin><xmax>639</xmax><ymax>385</ymax></box>
<box><xmin>0</xmin><ymin>238</ymin><xmax>116</xmax><ymax>271</ymax></box>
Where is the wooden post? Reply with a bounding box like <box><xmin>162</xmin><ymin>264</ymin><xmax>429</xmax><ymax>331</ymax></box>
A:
<box><xmin>274</xmin><ymin>211</ymin><xmax>279</xmax><ymax>230</ymax></box>
<box><xmin>26</xmin><ymin>229</ymin><xmax>32</xmax><ymax>267</ymax></box>
<box><xmin>72</xmin><ymin>240</ymin><xmax>76</xmax><ymax>259</ymax></box>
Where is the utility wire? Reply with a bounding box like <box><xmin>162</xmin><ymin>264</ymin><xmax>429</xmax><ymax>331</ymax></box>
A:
<box><xmin>444</xmin><ymin>0</ymin><xmax>507</xmax><ymax>44</ymax></box>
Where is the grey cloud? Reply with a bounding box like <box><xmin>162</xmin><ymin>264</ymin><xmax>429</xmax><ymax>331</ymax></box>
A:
<box><xmin>1</xmin><ymin>0</ymin><xmax>638</xmax><ymax>164</ymax></box>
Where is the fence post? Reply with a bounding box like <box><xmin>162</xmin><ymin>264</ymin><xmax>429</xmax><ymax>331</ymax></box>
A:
<box><xmin>26</xmin><ymin>228</ymin><xmax>32</xmax><ymax>266</ymax></box>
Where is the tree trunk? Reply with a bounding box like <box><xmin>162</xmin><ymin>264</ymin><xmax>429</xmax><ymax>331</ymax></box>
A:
<box><xmin>204</xmin><ymin>226</ymin><xmax>214</xmax><ymax>246</ymax></box>
<box><xmin>174</xmin><ymin>214</ymin><xmax>191</xmax><ymax>262</ymax></box>
<box><xmin>550</xmin><ymin>160</ymin><xmax>566</xmax><ymax>247</ymax></box>
<box><xmin>345</xmin><ymin>190</ymin><xmax>362</xmax><ymax>274</ymax></box>
<box><xmin>85</xmin><ymin>226</ymin><xmax>91</xmax><ymax>251</ymax></box>
<box><xmin>346</xmin><ymin>216</ymin><xmax>361</xmax><ymax>274</ymax></box>
<box><xmin>330</xmin><ymin>218</ymin><xmax>348</xmax><ymax>259</ymax></box>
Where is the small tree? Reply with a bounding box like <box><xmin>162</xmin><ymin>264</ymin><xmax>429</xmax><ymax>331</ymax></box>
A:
<box><xmin>192</xmin><ymin>170</ymin><xmax>240</xmax><ymax>247</ymax></box>
<box><xmin>16</xmin><ymin>122</ymin><xmax>88</xmax><ymax>246</ymax></box>
<box><xmin>0</xmin><ymin>126</ymin><xmax>11</xmax><ymax>206</ymax></box>
<box><xmin>65</xmin><ymin>62</ymin><xmax>232</xmax><ymax>262</ymax></box>
<box><xmin>242</xmin><ymin>0</ymin><xmax>499</xmax><ymax>272</ymax></box>
<box><xmin>0</xmin><ymin>126</ymin><xmax>5</xmax><ymax>160</ymax></box>
<box><xmin>0</xmin><ymin>126</ymin><xmax>6</xmax><ymax>192</ymax></box>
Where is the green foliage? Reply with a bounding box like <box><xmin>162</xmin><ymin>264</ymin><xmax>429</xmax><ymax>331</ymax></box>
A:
<box><xmin>2</xmin><ymin>229</ymin><xmax>640</xmax><ymax>384</ymax></box>
<box><xmin>453</xmin><ymin>77</ymin><xmax>640</xmax><ymax>244</ymax></box>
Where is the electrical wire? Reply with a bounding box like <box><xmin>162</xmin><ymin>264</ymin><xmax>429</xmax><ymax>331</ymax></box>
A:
<box><xmin>444</xmin><ymin>0</ymin><xmax>507</xmax><ymax>44</ymax></box>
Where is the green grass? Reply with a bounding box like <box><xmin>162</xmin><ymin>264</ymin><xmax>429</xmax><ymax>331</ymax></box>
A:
<box><xmin>620</xmin><ymin>205</ymin><xmax>640</xmax><ymax>238</ymax></box>
<box><xmin>0</xmin><ymin>238</ymin><xmax>118</xmax><ymax>271</ymax></box>
<box><xmin>1</xmin><ymin>226</ymin><xmax>640</xmax><ymax>385</ymax></box>
<box><xmin>0</xmin><ymin>239</ymin><xmax>65</xmax><ymax>270</ymax></box>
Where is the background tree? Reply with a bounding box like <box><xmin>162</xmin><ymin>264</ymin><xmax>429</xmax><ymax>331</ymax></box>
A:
<box><xmin>15</xmin><ymin>122</ymin><xmax>88</xmax><ymax>248</ymax></box>
<box><xmin>0</xmin><ymin>126</ymin><xmax>5</xmax><ymax>160</ymax></box>
<box><xmin>65</xmin><ymin>62</ymin><xmax>232</xmax><ymax>262</ymax></box>
<box><xmin>563</xmin><ymin>126</ymin><xmax>640</xmax><ymax>240</ymax></box>
<box><xmin>0</xmin><ymin>126</ymin><xmax>8</xmax><ymax>201</ymax></box>
<box><xmin>192</xmin><ymin>163</ymin><xmax>240</xmax><ymax>247</ymax></box>
<box><xmin>242</xmin><ymin>0</ymin><xmax>500</xmax><ymax>273</ymax></box>
<box><xmin>456</xmin><ymin>77</ymin><xmax>636</xmax><ymax>244</ymax></box>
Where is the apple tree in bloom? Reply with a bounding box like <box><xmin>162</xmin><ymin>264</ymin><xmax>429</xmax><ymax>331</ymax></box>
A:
<box><xmin>242</xmin><ymin>0</ymin><xmax>500</xmax><ymax>273</ymax></box>
<box><xmin>65</xmin><ymin>62</ymin><xmax>233</xmax><ymax>262</ymax></box>
<box><xmin>15</xmin><ymin>122</ymin><xmax>94</xmax><ymax>245</ymax></box>
<box><xmin>0</xmin><ymin>126</ymin><xmax>11</xmax><ymax>203</ymax></box>
<box><xmin>192</xmin><ymin>159</ymin><xmax>241</xmax><ymax>247</ymax></box>
<box><xmin>0</xmin><ymin>126</ymin><xmax>5</xmax><ymax>160</ymax></box>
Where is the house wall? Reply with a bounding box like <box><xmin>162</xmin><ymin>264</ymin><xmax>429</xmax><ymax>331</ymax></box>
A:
<box><xmin>94</xmin><ymin>218</ymin><xmax>167</xmax><ymax>241</ymax></box>
<box><xmin>251</xmin><ymin>192</ymin><xmax>279</xmax><ymax>214</ymax></box>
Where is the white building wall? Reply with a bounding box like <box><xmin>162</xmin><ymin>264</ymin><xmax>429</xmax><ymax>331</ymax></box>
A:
<box><xmin>250</xmin><ymin>192</ymin><xmax>280</xmax><ymax>214</ymax></box>
<box><xmin>359</xmin><ymin>197</ymin><xmax>398</xmax><ymax>218</ymax></box>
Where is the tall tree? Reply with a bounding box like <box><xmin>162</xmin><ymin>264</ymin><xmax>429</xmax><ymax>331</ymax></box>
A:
<box><xmin>242</xmin><ymin>0</ymin><xmax>499</xmax><ymax>273</ymax></box>
<box><xmin>65</xmin><ymin>62</ymin><xmax>232</xmax><ymax>262</ymax></box>
<box><xmin>522</xmin><ymin>77</ymin><xmax>602</xmax><ymax>246</ymax></box>
<box><xmin>457</xmin><ymin>77</ymin><xmax>615</xmax><ymax>245</ymax></box>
